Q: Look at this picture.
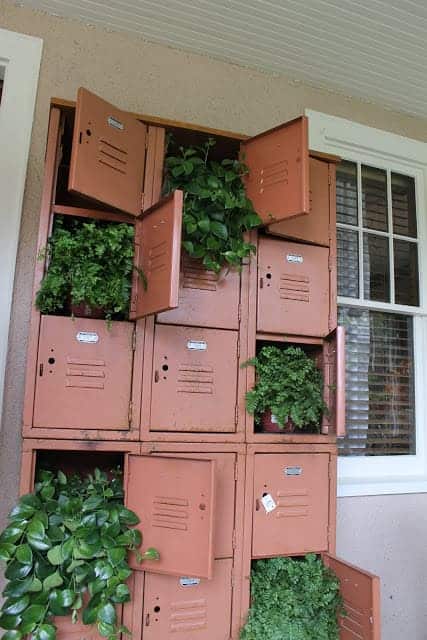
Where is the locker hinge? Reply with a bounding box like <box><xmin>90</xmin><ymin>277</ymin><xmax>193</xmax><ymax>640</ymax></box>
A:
<box><xmin>328</xmin><ymin>255</ymin><xmax>334</xmax><ymax>272</ymax></box>
<box><xmin>232</xmin><ymin>529</ymin><xmax>237</xmax><ymax>550</ymax></box>
<box><xmin>234</xmin><ymin>462</ymin><xmax>239</xmax><ymax>482</ymax></box>
<box><xmin>235</xmin><ymin>405</ymin><xmax>239</xmax><ymax>425</ymax></box>
<box><xmin>128</xmin><ymin>402</ymin><xmax>133</xmax><ymax>425</ymax></box>
<box><xmin>328</xmin><ymin>172</ymin><xmax>332</xmax><ymax>186</ymax></box>
<box><xmin>132</xmin><ymin>328</ymin><xmax>137</xmax><ymax>351</ymax></box>
<box><xmin>140</xmin><ymin>192</ymin><xmax>145</xmax><ymax>211</ymax></box>
<box><xmin>237</xmin><ymin>339</ymin><xmax>241</xmax><ymax>360</ymax></box>
<box><xmin>237</xmin><ymin>303</ymin><xmax>242</xmax><ymax>322</ymax></box>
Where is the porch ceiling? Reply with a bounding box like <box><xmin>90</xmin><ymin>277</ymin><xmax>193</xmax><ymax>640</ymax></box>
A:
<box><xmin>22</xmin><ymin>0</ymin><xmax>427</xmax><ymax>119</ymax></box>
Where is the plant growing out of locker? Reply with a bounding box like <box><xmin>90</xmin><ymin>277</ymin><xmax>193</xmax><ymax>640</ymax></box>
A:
<box><xmin>0</xmin><ymin>468</ymin><xmax>158</xmax><ymax>640</ymax></box>
<box><xmin>240</xmin><ymin>555</ymin><xmax>344</xmax><ymax>640</ymax></box>
<box><xmin>242</xmin><ymin>346</ymin><xmax>327</xmax><ymax>431</ymax></box>
<box><xmin>164</xmin><ymin>137</ymin><xmax>261</xmax><ymax>273</ymax></box>
<box><xmin>35</xmin><ymin>216</ymin><xmax>143</xmax><ymax>322</ymax></box>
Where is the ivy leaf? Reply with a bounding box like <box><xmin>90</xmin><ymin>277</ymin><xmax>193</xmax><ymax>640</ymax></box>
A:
<box><xmin>107</xmin><ymin>547</ymin><xmax>126</xmax><ymax>566</ymax></box>
<box><xmin>1</xmin><ymin>631</ymin><xmax>23</xmax><ymax>640</ymax></box>
<box><xmin>9</xmin><ymin>504</ymin><xmax>35</xmax><ymax>521</ymax></box>
<box><xmin>34</xmin><ymin>624</ymin><xmax>56</xmax><ymax>640</ymax></box>
<box><xmin>210</xmin><ymin>221</ymin><xmax>228</xmax><ymax>240</ymax></box>
<box><xmin>5</xmin><ymin>561</ymin><xmax>32</xmax><ymax>581</ymax></box>
<box><xmin>0</xmin><ymin>543</ymin><xmax>16</xmax><ymax>562</ymax></box>
<box><xmin>142</xmin><ymin>548</ymin><xmax>160</xmax><ymax>561</ymax></box>
<box><xmin>0</xmin><ymin>614</ymin><xmax>22</xmax><ymax>630</ymax></box>
<box><xmin>117</xmin><ymin>507</ymin><xmax>139</xmax><ymax>526</ymax></box>
<box><xmin>97</xmin><ymin>603</ymin><xmax>116</xmax><ymax>625</ymax></box>
<box><xmin>15</xmin><ymin>545</ymin><xmax>33</xmax><ymax>565</ymax></box>
<box><xmin>2</xmin><ymin>596</ymin><xmax>30</xmax><ymax>616</ymax></box>
<box><xmin>0</xmin><ymin>528</ymin><xmax>24</xmax><ymax>544</ymax></box>
<box><xmin>21</xmin><ymin>604</ymin><xmax>45</xmax><ymax>624</ymax></box>
<box><xmin>46</xmin><ymin>545</ymin><xmax>63</xmax><ymax>566</ymax></box>
<box><xmin>3</xmin><ymin>576</ymin><xmax>34</xmax><ymax>598</ymax></box>
<box><xmin>43</xmin><ymin>570</ymin><xmax>63</xmax><ymax>591</ymax></box>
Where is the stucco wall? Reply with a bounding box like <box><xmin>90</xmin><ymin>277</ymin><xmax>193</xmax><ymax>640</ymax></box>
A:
<box><xmin>1</xmin><ymin>1</ymin><xmax>427</xmax><ymax>637</ymax></box>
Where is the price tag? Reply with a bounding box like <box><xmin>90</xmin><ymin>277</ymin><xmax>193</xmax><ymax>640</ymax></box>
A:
<box><xmin>261</xmin><ymin>493</ymin><xmax>277</xmax><ymax>513</ymax></box>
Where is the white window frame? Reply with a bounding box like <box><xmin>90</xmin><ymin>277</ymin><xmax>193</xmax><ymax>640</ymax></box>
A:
<box><xmin>306</xmin><ymin>109</ymin><xmax>427</xmax><ymax>497</ymax></box>
<box><xmin>0</xmin><ymin>29</ymin><xmax>42</xmax><ymax>425</ymax></box>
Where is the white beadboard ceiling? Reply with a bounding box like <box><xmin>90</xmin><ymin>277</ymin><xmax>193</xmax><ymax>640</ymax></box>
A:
<box><xmin>22</xmin><ymin>0</ymin><xmax>427</xmax><ymax>119</ymax></box>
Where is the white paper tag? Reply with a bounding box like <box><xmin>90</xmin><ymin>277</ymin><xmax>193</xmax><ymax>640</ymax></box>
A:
<box><xmin>270</xmin><ymin>414</ymin><xmax>279</xmax><ymax>424</ymax></box>
<box><xmin>187</xmin><ymin>340</ymin><xmax>207</xmax><ymax>351</ymax></box>
<box><xmin>261</xmin><ymin>493</ymin><xmax>277</xmax><ymax>513</ymax></box>
<box><xmin>76</xmin><ymin>331</ymin><xmax>99</xmax><ymax>344</ymax></box>
<box><xmin>107</xmin><ymin>115</ymin><xmax>124</xmax><ymax>130</ymax></box>
<box><xmin>286</xmin><ymin>253</ymin><xmax>304</xmax><ymax>264</ymax></box>
<box><xmin>179</xmin><ymin>577</ymin><xmax>200</xmax><ymax>587</ymax></box>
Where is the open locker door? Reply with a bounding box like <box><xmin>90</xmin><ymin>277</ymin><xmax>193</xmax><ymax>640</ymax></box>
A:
<box><xmin>130</xmin><ymin>190</ymin><xmax>183</xmax><ymax>319</ymax></box>
<box><xmin>242</xmin><ymin>116</ymin><xmax>310</xmax><ymax>225</ymax></box>
<box><xmin>324</xmin><ymin>554</ymin><xmax>381</xmax><ymax>639</ymax></box>
<box><xmin>322</xmin><ymin>326</ymin><xmax>346</xmax><ymax>436</ymax></box>
<box><xmin>126</xmin><ymin>454</ymin><xmax>216</xmax><ymax>579</ymax></box>
<box><xmin>69</xmin><ymin>88</ymin><xmax>147</xmax><ymax>216</ymax></box>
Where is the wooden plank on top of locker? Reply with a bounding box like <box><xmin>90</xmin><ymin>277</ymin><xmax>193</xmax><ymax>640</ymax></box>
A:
<box><xmin>69</xmin><ymin>88</ymin><xmax>146</xmax><ymax>216</ymax></box>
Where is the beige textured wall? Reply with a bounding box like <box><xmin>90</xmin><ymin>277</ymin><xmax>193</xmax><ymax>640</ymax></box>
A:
<box><xmin>1</xmin><ymin>0</ymin><xmax>427</xmax><ymax>636</ymax></box>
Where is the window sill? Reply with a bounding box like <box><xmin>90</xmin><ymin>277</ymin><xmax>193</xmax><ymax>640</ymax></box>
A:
<box><xmin>338</xmin><ymin>476</ymin><xmax>427</xmax><ymax>497</ymax></box>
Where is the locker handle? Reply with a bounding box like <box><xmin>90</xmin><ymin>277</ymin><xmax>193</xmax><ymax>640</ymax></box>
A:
<box><xmin>39</xmin><ymin>363</ymin><xmax>44</xmax><ymax>377</ymax></box>
<box><xmin>259</xmin><ymin>277</ymin><xmax>264</xmax><ymax>289</ymax></box>
<box><xmin>145</xmin><ymin>613</ymin><xmax>150</xmax><ymax>626</ymax></box>
<box><xmin>154</xmin><ymin>370</ymin><xmax>160</xmax><ymax>383</ymax></box>
<box><xmin>255</xmin><ymin>499</ymin><xmax>260</xmax><ymax>511</ymax></box>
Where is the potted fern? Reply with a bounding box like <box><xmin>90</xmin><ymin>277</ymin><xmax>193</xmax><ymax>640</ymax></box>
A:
<box><xmin>242</xmin><ymin>346</ymin><xmax>327</xmax><ymax>433</ymax></box>
<box><xmin>164</xmin><ymin>138</ymin><xmax>261</xmax><ymax>274</ymax></box>
<box><xmin>35</xmin><ymin>217</ymin><xmax>138</xmax><ymax>323</ymax></box>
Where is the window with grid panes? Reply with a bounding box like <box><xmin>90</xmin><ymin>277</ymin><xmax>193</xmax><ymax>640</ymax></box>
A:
<box><xmin>336</xmin><ymin>161</ymin><xmax>419</xmax><ymax>456</ymax></box>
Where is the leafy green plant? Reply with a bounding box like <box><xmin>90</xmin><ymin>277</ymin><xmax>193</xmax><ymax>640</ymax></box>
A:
<box><xmin>242</xmin><ymin>346</ymin><xmax>327</xmax><ymax>430</ymax></box>
<box><xmin>35</xmin><ymin>217</ymin><xmax>139</xmax><ymax>322</ymax></box>
<box><xmin>164</xmin><ymin>138</ymin><xmax>261</xmax><ymax>273</ymax></box>
<box><xmin>240</xmin><ymin>555</ymin><xmax>344</xmax><ymax>640</ymax></box>
<box><xmin>0</xmin><ymin>468</ymin><xmax>158</xmax><ymax>640</ymax></box>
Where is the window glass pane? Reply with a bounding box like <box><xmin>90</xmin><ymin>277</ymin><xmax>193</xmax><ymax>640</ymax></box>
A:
<box><xmin>394</xmin><ymin>240</ymin><xmax>419</xmax><ymax>306</ymax></box>
<box><xmin>363</xmin><ymin>233</ymin><xmax>390</xmax><ymax>302</ymax></box>
<box><xmin>338</xmin><ymin>307</ymin><xmax>415</xmax><ymax>456</ymax></box>
<box><xmin>336</xmin><ymin>161</ymin><xmax>358</xmax><ymax>225</ymax></box>
<box><xmin>391</xmin><ymin>173</ymin><xmax>417</xmax><ymax>238</ymax></box>
<box><xmin>362</xmin><ymin>165</ymin><xmax>388</xmax><ymax>231</ymax></box>
<box><xmin>337</xmin><ymin>228</ymin><xmax>359</xmax><ymax>298</ymax></box>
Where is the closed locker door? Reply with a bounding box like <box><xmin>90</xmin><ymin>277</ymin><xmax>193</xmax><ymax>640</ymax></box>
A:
<box><xmin>142</xmin><ymin>559</ymin><xmax>232</xmax><ymax>640</ymax></box>
<box><xmin>252</xmin><ymin>453</ymin><xmax>330</xmax><ymax>557</ymax></box>
<box><xmin>257</xmin><ymin>236</ymin><xmax>330</xmax><ymax>337</ymax></box>
<box><xmin>157</xmin><ymin>255</ymin><xmax>241</xmax><ymax>330</ymax></box>
<box><xmin>34</xmin><ymin>316</ymin><xmax>134</xmax><ymax>430</ymax></box>
<box><xmin>150</xmin><ymin>325</ymin><xmax>239</xmax><ymax>433</ymax></box>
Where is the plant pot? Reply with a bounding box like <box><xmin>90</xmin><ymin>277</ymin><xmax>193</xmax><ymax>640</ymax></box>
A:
<box><xmin>259</xmin><ymin>410</ymin><xmax>296</xmax><ymax>434</ymax></box>
<box><xmin>70</xmin><ymin>302</ymin><xmax>105</xmax><ymax>319</ymax></box>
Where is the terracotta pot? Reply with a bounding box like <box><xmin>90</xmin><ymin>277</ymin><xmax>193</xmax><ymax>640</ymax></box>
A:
<box><xmin>70</xmin><ymin>302</ymin><xmax>105</xmax><ymax>319</ymax></box>
<box><xmin>259</xmin><ymin>410</ymin><xmax>296</xmax><ymax>433</ymax></box>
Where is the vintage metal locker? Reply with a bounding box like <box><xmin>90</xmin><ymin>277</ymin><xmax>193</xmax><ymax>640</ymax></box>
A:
<box><xmin>322</xmin><ymin>326</ymin><xmax>346</xmax><ymax>437</ymax></box>
<box><xmin>324</xmin><ymin>555</ymin><xmax>381</xmax><ymax>640</ymax></box>
<box><xmin>156</xmin><ymin>254</ymin><xmax>241</xmax><ymax>330</ymax></box>
<box><xmin>242</xmin><ymin>116</ymin><xmax>309</xmax><ymax>225</ymax></box>
<box><xmin>252</xmin><ymin>453</ymin><xmax>331</xmax><ymax>557</ymax></box>
<box><xmin>257</xmin><ymin>236</ymin><xmax>330</xmax><ymax>337</ymax></box>
<box><xmin>142</xmin><ymin>558</ymin><xmax>233</xmax><ymax>639</ymax></box>
<box><xmin>69</xmin><ymin>88</ymin><xmax>147</xmax><ymax>216</ymax></box>
<box><xmin>267</xmin><ymin>156</ymin><xmax>334</xmax><ymax>246</ymax></box>
<box><xmin>126</xmin><ymin>455</ymin><xmax>216</xmax><ymax>579</ymax></box>
<box><xmin>33</xmin><ymin>316</ymin><xmax>134</xmax><ymax>430</ymax></box>
<box><xmin>130</xmin><ymin>190</ymin><xmax>183</xmax><ymax>320</ymax></box>
<box><xmin>149</xmin><ymin>325</ymin><xmax>239</xmax><ymax>433</ymax></box>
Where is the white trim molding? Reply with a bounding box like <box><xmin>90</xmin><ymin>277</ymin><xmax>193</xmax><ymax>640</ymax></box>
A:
<box><xmin>306</xmin><ymin>109</ymin><xmax>427</xmax><ymax>497</ymax></box>
<box><xmin>0</xmin><ymin>29</ymin><xmax>42</xmax><ymax>428</ymax></box>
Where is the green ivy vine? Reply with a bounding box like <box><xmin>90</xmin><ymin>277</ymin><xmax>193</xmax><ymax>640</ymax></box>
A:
<box><xmin>240</xmin><ymin>555</ymin><xmax>344</xmax><ymax>640</ymax></box>
<box><xmin>0</xmin><ymin>469</ymin><xmax>158</xmax><ymax>640</ymax></box>
<box><xmin>164</xmin><ymin>138</ymin><xmax>261</xmax><ymax>273</ymax></box>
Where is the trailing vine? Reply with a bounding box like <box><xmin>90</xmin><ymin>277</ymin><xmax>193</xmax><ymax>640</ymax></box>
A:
<box><xmin>0</xmin><ymin>469</ymin><xmax>158</xmax><ymax>640</ymax></box>
<box><xmin>164</xmin><ymin>138</ymin><xmax>261</xmax><ymax>273</ymax></box>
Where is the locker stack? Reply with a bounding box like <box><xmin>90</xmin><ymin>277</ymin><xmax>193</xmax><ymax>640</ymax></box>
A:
<box><xmin>20</xmin><ymin>89</ymin><xmax>381</xmax><ymax>639</ymax></box>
